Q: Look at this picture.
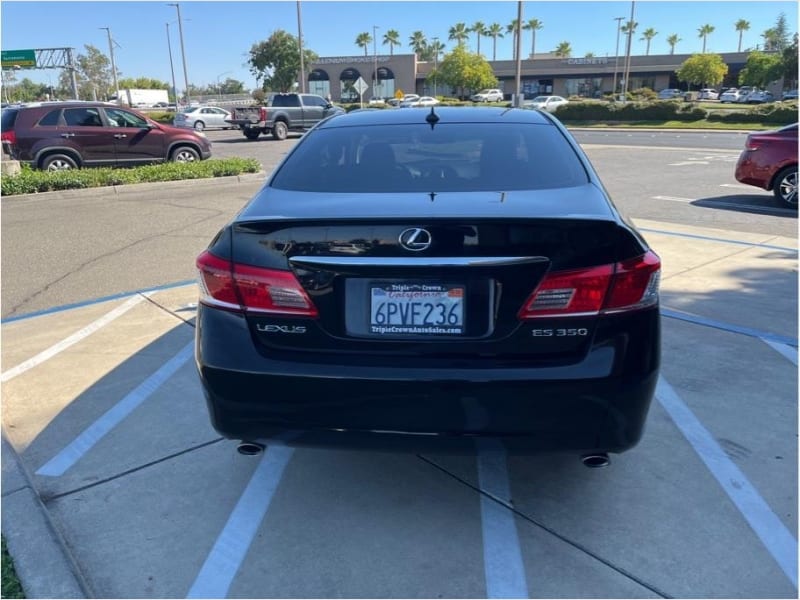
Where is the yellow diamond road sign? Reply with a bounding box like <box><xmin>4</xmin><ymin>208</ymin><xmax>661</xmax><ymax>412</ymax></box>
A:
<box><xmin>395</xmin><ymin>90</ymin><xmax>404</xmax><ymax>99</ymax></box>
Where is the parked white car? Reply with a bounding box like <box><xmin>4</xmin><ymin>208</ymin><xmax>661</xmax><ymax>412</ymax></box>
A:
<box><xmin>471</xmin><ymin>88</ymin><xmax>504</xmax><ymax>102</ymax></box>
<box><xmin>745</xmin><ymin>90</ymin><xmax>775</xmax><ymax>103</ymax></box>
<box><xmin>735</xmin><ymin>86</ymin><xmax>757</xmax><ymax>103</ymax></box>
<box><xmin>173</xmin><ymin>106</ymin><xmax>232</xmax><ymax>131</ymax></box>
<box><xmin>698</xmin><ymin>89</ymin><xmax>719</xmax><ymax>100</ymax></box>
<box><xmin>523</xmin><ymin>95</ymin><xmax>569</xmax><ymax>112</ymax></box>
<box><xmin>719</xmin><ymin>88</ymin><xmax>741</xmax><ymax>103</ymax></box>
<box><xmin>397</xmin><ymin>94</ymin><xmax>420</xmax><ymax>107</ymax></box>
<box><xmin>400</xmin><ymin>96</ymin><xmax>439</xmax><ymax>107</ymax></box>
<box><xmin>657</xmin><ymin>88</ymin><xmax>683</xmax><ymax>99</ymax></box>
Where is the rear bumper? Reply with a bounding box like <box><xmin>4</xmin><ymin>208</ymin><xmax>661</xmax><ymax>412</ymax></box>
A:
<box><xmin>196</xmin><ymin>305</ymin><xmax>660</xmax><ymax>454</ymax></box>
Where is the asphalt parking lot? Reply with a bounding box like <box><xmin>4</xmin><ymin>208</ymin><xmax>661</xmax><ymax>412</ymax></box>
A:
<box><xmin>2</xmin><ymin>130</ymin><xmax>797</xmax><ymax>598</ymax></box>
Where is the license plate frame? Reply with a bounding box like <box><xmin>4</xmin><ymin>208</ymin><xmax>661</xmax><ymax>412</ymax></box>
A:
<box><xmin>368</xmin><ymin>282</ymin><xmax>465</xmax><ymax>337</ymax></box>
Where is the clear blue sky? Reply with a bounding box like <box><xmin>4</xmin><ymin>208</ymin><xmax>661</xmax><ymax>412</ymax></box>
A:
<box><xmin>1</xmin><ymin>1</ymin><xmax>797</xmax><ymax>92</ymax></box>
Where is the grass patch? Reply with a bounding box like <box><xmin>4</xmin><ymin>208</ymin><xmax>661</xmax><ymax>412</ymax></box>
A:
<box><xmin>561</xmin><ymin>119</ymin><xmax>776</xmax><ymax>130</ymax></box>
<box><xmin>1</xmin><ymin>157</ymin><xmax>262</xmax><ymax>196</ymax></box>
<box><xmin>2</xmin><ymin>537</ymin><xmax>25</xmax><ymax>599</ymax></box>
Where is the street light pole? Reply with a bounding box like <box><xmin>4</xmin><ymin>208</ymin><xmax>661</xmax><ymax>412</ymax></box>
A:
<box><xmin>100</xmin><ymin>27</ymin><xmax>119</xmax><ymax>100</ymax></box>
<box><xmin>433</xmin><ymin>37</ymin><xmax>439</xmax><ymax>97</ymax></box>
<box><xmin>372</xmin><ymin>25</ymin><xmax>379</xmax><ymax>99</ymax></box>
<box><xmin>168</xmin><ymin>3</ymin><xmax>191</xmax><ymax>106</ymax></box>
<box><xmin>514</xmin><ymin>0</ymin><xmax>523</xmax><ymax>106</ymax></box>
<box><xmin>166</xmin><ymin>22</ymin><xmax>178</xmax><ymax>105</ymax></box>
<box><xmin>216</xmin><ymin>71</ymin><xmax>232</xmax><ymax>97</ymax></box>
<box><xmin>612</xmin><ymin>16</ymin><xmax>624</xmax><ymax>100</ymax></box>
<box><xmin>297</xmin><ymin>0</ymin><xmax>305</xmax><ymax>93</ymax></box>
<box><xmin>621</xmin><ymin>1</ymin><xmax>635</xmax><ymax>102</ymax></box>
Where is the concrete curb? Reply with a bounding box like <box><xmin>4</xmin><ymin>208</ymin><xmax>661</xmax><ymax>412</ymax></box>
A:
<box><xmin>2</xmin><ymin>433</ymin><xmax>92</xmax><ymax>598</ymax></box>
<box><xmin>1</xmin><ymin>170</ymin><xmax>267</xmax><ymax>203</ymax></box>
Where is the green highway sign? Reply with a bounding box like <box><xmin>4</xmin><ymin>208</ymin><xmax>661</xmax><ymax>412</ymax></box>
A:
<box><xmin>2</xmin><ymin>49</ymin><xmax>36</xmax><ymax>68</ymax></box>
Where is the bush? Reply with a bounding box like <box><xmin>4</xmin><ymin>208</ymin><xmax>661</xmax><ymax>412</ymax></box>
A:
<box><xmin>1</xmin><ymin>157</ymin><xmax>261</xmax><ymax>196</ymax></box>
<box><xmin>556</xmin><ymin>100</ymin><xmax>709</xmax><ymax>122</ymax></box>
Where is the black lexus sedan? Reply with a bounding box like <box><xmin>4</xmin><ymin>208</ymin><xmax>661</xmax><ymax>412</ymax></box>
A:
<box><xmin>195</xmin><ymin>107</ymin><xmax>661</xmax><ymax>464</ymax></box>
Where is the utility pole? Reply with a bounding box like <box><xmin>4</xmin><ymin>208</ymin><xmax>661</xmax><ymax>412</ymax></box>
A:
<box><xmin>433</xmin><ymin>37</ymin><xmax>439</xmax><ymax>97</ymax></box>
<box><xmin>168</xmin><ymin>3</ymin><xmax>191</xmax><ymax>106</ymax></box>
<box><xmin>372</xmin><ymin>25</ymin><xmax>379</xmax><ymax>99</ymax></box>
<box><xmin>66</xmin><ymin>47</ymin><xmax>79</xmax><ymax>99</ymax></box>
<box><xmin>514</xmin><ymin>0</ymin><xmax>523</xmax><ymax>106</ymax></box>
<box><xmin>297</xmin><ymin>0</ymin><xmax>305</xmax><ymax>93</ymax></box>
<box><xmin>100</xmin><ymin>27</ymin><xmax>119</xmax><ymax>100</ymax></box>
<box><xmin>166</xmin><ymin>23</ymin><xmax>178</xmax><ymax>104</ymax></box>
<box><xmin>612</xmin><ymin>16</ymin><xmax>624</xmax><ymax>101</ymax></box>
<box><xmin>621</xmin><ymin>1</ymin><xmax>635</xmax><ymax>102</ymax></box>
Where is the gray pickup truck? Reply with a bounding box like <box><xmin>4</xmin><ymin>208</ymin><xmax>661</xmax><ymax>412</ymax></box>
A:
<box><xmin>225</xmin><ymin>93</ymin><xmax>345</xmax><ymax>140</ymax></box>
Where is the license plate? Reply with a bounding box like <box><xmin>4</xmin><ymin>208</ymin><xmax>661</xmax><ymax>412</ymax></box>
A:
<box><xmin>370</xmin><ymin>283</ymin><xmax>465</xmax><ymax>336</ymax></box>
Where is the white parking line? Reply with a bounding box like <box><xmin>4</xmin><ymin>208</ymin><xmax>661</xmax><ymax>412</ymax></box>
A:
<box><xmin>652</xmin><ymin>195</ymin><xmax>694</xmax><ymax>203</ymax></box>
<box><xmin>187</xmin><ymin>447</ymin><xmax>294</xmax><ymax>599</ymax></box>
<box><xmin>760</xmin><ymin>339</ymin><xmax>799</xmax><ymax>365</ymax></box>
<box><xmin>476</xmin><ymin>439</ymin><xmax>529</xmax><ymax>599</ymax></box>
<box><xmin>36</xmin><ymin>341</ymin><xmax>194</xmax><ymax>477</ymax></box>
<box><xmin>719</xmin><ymin>183</ymin><xmax>757</xmax><ymax>190</ymax></box>
<box><xmin>656</xmin><ymin>377</ymin><xmax>798</xmax><ymax>589</ymax></box>
<box><xmin>1</xmin><ymin>295</ymin><xmax>148</xmax><ymax>383</ymax></box>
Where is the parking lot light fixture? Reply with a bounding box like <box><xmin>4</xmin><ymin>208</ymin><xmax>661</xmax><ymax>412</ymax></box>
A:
<box><xmin>168</xmin><ymin>3</ymin><xmax>191</xmax><ymax>106</ymax></box>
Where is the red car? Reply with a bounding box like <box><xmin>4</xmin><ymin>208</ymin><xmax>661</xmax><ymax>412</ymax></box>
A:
<box><xmin>734</xmin><ymin>123</ymin><xmax>798</xmax><ymax>208</ymax></box>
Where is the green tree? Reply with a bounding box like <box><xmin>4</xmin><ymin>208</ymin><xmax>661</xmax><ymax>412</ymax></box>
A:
<box><xmin>249</xmin><ymin>30</ymin><xmax>318</xmax><ymax>93</ymax></box>
<box><xmin>773</xmin><ymin>13</ymin><xmax>790</xmax><ymax>50</ymax></box>
<box><xmin>584</xmin><ymin>52</ymin><xmax>595</xmax><ymax>58</ymax></box>
<box><xmin>621</xmin><ymin>20</ymin><xmax>638</xmax><ymax>36</ymax></box>
<box><xmin>437</xmin><ymin>45</ymin><xmax>497</xmax><ymax>98</ymax></box>
<box><xmin>472</xmin><ymin>21</ymin><xmax>486</xmax><ymax>55</ymax></box>
<box><xmin>666</xmin><ymin>33</ymin><xmax>681</xmax><ymax>54</ymax></box>
<box><xmin>117</xmin><ymin>77</ymin><xmax>170</xmax><ymax>90</ymax></box>
<box><xmin>7</xmin><ymin>77</ymin><xmax>49</xmax><ymax>102</ymax></box>
<box><xmin>449</xmin><ymin>22</ymin><xmax>470</xmax><ymax>47</ymax></box>
<box><xmin>738</xmin><ymin>50</ymin><xmax>783</xmax><ymax>87</ymax></box>
<box><xmin>735</xmin><ymin>19</ymin><xmax>750</xmax><ymax>53</ymax></box>
<box><xmin>219</xmin><ymin>78</ymin><xmax>246</xmax><ymax>95</ymax></box>
<box><xmin>698</xmin><ymin>24</ymin><xmax>715</xmax><ymax>53</ymax></box>
<box><xmin>355</xmin><ymin>32</ymin><xmax>372</xmax><ymax>56</ymax></box>
<box><xmin>554</xmin><ymin>41</ymin><xmax>572</xmax><ymax>57</ymax></box>
<box><xmin>676</xmin><ymin>53</ymin><xmax>728</xmax><ymax>88</ymax></box>
<box><xmin>782</xmin><ymin>34</ymin><xmax>798</xmax><ymax>87</ymax></box>
<box><xmin>524</xmin><ymin>18</ymin><xmax>543</xmax><ymax>59</ymax></box>
<box><xmin>57</xmin><ymin>44</ymin><xmax>114</xmax><ymax>100</ymax></box>
<box><xmin>409</xmin><ymin>30</ymin><xmax>427</xmax><ymax>59</ymax></box>
<box><xmin>486</xmin><ymin>23</ymin><xmax>504</xmax><ymax>61</ymax></box>
<box><xmin>383</xmin><ymin>29</ymin><xmax>401</xmax><ymax>55</ymax></box>
<box><xmin>640</xmin><ymin>28</ymin><xmax>658</xmax><ymax>55</ymax></box>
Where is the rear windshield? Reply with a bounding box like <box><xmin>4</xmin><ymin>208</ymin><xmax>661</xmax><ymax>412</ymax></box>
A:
<box><xmin>1</xmin><ymin>108</ymin><xmax>19</xmax><ymax>131</ymax></box>
<box><xmin>271</xmin><ymin>94</ymin><xmax>301</xmax><ymax>108</ymax></box>
<box><xmin>270</xmin><ymin>122</ymin><xmax>588</xmax><ymax>193</ymax></box>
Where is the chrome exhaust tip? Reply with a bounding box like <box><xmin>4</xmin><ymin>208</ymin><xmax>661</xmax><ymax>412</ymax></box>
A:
<box><xmin>236</xmin><ymin>441</ymin><xmax>265</xmax><ymax>456</ymax></box>
<box><xmin>581</xmin><ymin>453</ymin><xmax>610</xmax><ymax>468</ymax></box>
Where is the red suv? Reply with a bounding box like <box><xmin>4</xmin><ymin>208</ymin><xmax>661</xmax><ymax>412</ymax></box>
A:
<box><xmin>1</xmin><ymin>101</ymin><xmax>211</xmax><ymax>170</ymax></box>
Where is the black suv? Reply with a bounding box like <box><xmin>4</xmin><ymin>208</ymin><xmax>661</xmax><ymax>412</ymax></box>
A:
<box><xmin>1</xmin><ymin>102</ymin><xmax>211</xmax><ymax>170</ymax></box>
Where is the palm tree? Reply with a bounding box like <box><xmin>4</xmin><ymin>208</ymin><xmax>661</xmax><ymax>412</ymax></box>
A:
<box><xmin>584</xmin><ymin>52</ymin><xmax>595</xmax><ymax>58</ymax></box>
<box><xmin>666</xmin><ymin>33</ymin><xmax>681</xmax><ymax>54</ymax></box>
<box><xmin>449</xmin><ymin>22</ymin><xmax>470</xmax><ymax>47</ymax></box>
<box><xmin>355</xmin><ymin>32</ymin><xmax>372</xmax><ymax>56</ymax></box>
<box><xmin>472</xmin><ymin>21</ymin><xmax>486</xmax><ymax>55</ymax></box>
<box><xmin>524</xmin><ymin>18</ymin><xmax>543</xmax><ymax>59</ymax></box>
<box><xmin>698</xmin><ymin>24</ymin><xmax>715</xmax><ymax>53</ymax></box>
<box><xmin>554</xmin><ymin>41</ymin><xmax>572</xmax><ymax>58</ymax></box>
<box><xmin>734</xmin><ymin>19</ymin><xmax>750</xmax><ymax>52</ymax></box>
<box><xmin>408</xmin><ymin>30</ymin><xmax>427</xmax><ymax>59</ymax></box>
<box><xmin>762</xmin><ymin>27</ymin><xmax>779</xmax><ymax>51</ymax></box>
<box><xmin>383</xmin><ymin>29</ymin><xmax>401</xmax><ymax>56</ymax></box>
<box><xmin>507</xmin><ymin>19</ymin><xmax>521</xmax><ymax>61</ymax></box>
<box><xmin>640</xmin><ymin>27</ymin><xmax>657</xmax><ymax>55</ymax></box>
<box><xmin>487</xmin><ymin>23</ymin><xmax>504</xmax><ymax>61</ymax></box>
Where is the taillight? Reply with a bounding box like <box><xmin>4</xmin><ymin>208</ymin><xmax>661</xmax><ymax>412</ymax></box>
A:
<box><xmin>260</xmin><ymin>107</ymin><xmax>268</xmax><ymax>121</ymax></box>
<box><xmin>1</xmin><ymin>130</ymin><xmax>16</xmax><ymax>145</ymax></box>
<box><xmin>745</xmin><ymin>135</ymin><xmax>766</xmax><ymax>151</ymax></box>
<box><xmin>196</xmin><ymin>250</ymin><xmax>318</xmax><ymax>317</ymax></box>
<box><xmin>518</xmin><ymin>250</ymin><xmax>660</xmax><ymax>319</ymax></box>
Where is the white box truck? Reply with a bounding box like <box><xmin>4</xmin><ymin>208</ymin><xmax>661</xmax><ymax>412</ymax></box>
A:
<box><xmin>111</xmin><ymin>89</ymin><xmax>170</xmax><ymax>108</ymax></box>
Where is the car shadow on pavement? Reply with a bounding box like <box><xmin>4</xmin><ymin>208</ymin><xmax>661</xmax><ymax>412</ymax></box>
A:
<box><xmin>692</xmin><ymin>194</ymin><xmax>797</xmax><ymax>217</ymax></box>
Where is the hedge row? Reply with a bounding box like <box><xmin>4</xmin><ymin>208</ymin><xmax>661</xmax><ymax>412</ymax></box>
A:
<box><xmin>1</xmin><ymin>157</ymin><xmax>261</xmax><ymax>196</ymax></box>
<box><xmin>555</xmin><ymin>99</ymin><xmax>798</xmax><ymax>124</ymax></box>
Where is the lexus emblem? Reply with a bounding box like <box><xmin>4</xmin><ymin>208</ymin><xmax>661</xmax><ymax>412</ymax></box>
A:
<box><xmin>398</xmin><ymin>228</ymin><xmax>432</xmax><ymax>252</ymax></box>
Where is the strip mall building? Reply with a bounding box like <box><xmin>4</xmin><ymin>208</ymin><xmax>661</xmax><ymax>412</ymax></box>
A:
<box><xmin>307</xmin><ymin>51</ymin><xmax>753</xmax><ymax>101</ymax></box>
